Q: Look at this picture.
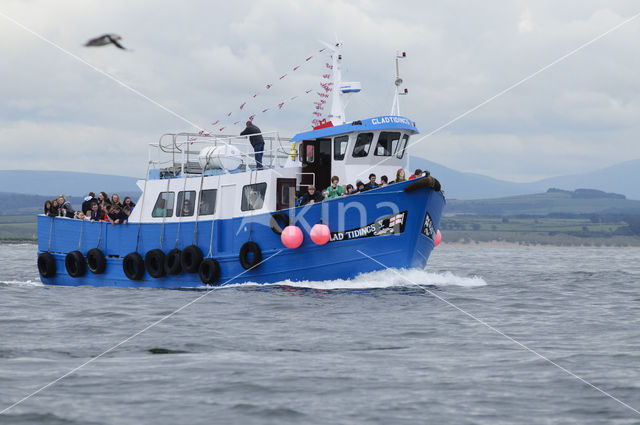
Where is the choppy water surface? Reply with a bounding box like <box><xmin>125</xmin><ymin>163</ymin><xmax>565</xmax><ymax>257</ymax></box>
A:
<box><xmin>1</xmin><ymin>242</ymin><xmax>639</xmax><ymax>425</ymax></box>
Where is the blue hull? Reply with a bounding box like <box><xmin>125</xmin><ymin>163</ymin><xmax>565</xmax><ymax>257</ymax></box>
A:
<box><xmin>37</xmin><ymin>181</ymin><xmax>445</xmax><ymax>288</ymax></box>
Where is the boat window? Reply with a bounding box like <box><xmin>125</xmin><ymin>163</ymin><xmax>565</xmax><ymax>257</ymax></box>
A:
<box><xmin>306</xmin><ymin>144</ymin><xmax>315</xmax><ymax>163</ymax></box>
<box><xmin>333</xmin><ymin>135</ymin><xmax>349</xmax><ymax>160</ymax></box>
<box><xmin>352</xmin><ymin>133</ymin><xmax>373</xmax><ymax>157</ymax></box>
<box><xmin>374</xmin><ymin>132</ymin><xmax>401</xmax><ymax>156</ymax></box>
<box><xmin>241</xmin><ymin>182</ymin><xmax>267</xmax><ymax>211</ymax></box>
<box><xmin>152</xmin><ymin>192</ymin><xmax>174</xmax><ymax>218</ymax></box>
<box><xmin>176</xmin><ymin>191</ymin><xmax>196</xmax><ymax>217</ymax></box>
<box><xmin>280</xmin><ymin>182</ymin><xmax>294</xmax><ymax>206</ymax></box>
<box><xmin>396</xmin><ymin>134</ymin><xmax>409</xmax><ymax>159</ymax></box>
<box><xmin>198</xmin><ymin>189</ymin><xmax>217</xmax><ymax>216</ymax></box>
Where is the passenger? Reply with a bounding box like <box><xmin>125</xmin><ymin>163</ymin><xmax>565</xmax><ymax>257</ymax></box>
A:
<box><xmin>326</xmin><ymin>176</ymin><xmax>343</xmax><ymax>199</ymax></box>
<box><xmin>98</xmin><ymin>192</ymin><xmax>110</xmax><ymax>206</ymax></box>
<box><xmin>409</xmin><ymin>169</ymin><xmax>423</xmax><ymax>179</ymax></box>
<box><xmin>351</xmin><ymin>181</ymin><xmax>365</xmax><ymax>194</ymax></box>
<box><xmin>74</xmin><ymin>211</ymin><xmax>86</xmax><ymax>220</ymax></box>
<box><xmin>89</xmin><ymin>201</ymin><xmax>102</xmax><ymax>222</ymax></box>
<box><xmin>380</xmin><ymin>175</ymin><xmax>389</xmax><ymax>186</ymax></box>
<box><xmin>123</xmin><ymin>196</ymin><xmax>136</xmax><ymax>210</ymax></box>
<box><xmin>108</xmin><ymin>205</ymin><xmax>125</xmax><ymax>224</ymax></box>
<box><xmin>57</xmin><ymin>194</ymin><xmax>75</xmax><ymax>218</ymax></box>
<box><xmin>363</xmin><ymin>174</ymin><xmax>378</xmax><ymax>191</ymax></box>
<box><xmin>394</xmin><ymin>168</ymin><xmax>407</xmax><ymax>183</ymax></box>
<box><xmin>154</xmin><ymin>199</ymin><xmax>167</xmax><ymax>217</ymax></box>
<box><xmin>44</xmin><ymin>200</ymin><xmax>52</xmax><ymax>216</ymax></box>
<box><xmin>123</xmin><ymin>206</ymin><xmax>131</xmax><ymax>223</ymax></box>
<box><xmin>102</xmin><ymin>204</ymin><xmax>112</xmax><ymax>222</ymax></box>
<box><xmin>299</xmin><ymin>185</ymin><xmax>324</xmax><ymax>205</ymax></box>
<box><xmin>240</xmin><ymin>120</ymin><xmax>265</xmax><ymax>170</ymax></box>
<box><xmin>344</xmin><ymin>184</ymin><xmax>355</xmax><ymax>195</ymax></box>
<box><xmin>82</xmin><ymin>192</ymin><xmax>96</xmax><ymax>215</ymax></box>
<box><xmin>110</xmin><ymin>193</ymin><xmax>123</xmax><ymax>209</ymax></box>
<box><xmin>50</xmin><ymin>199</ymin><xmax>60</xmax><ymax>217</ymax></box>
<box><xmin>180</xmin><ymin>199</ymin><xmax>194</xmax><ymax>216</ymax></box>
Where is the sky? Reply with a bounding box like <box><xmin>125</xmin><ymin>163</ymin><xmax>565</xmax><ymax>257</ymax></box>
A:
<box><xmin>1</xmin><ymin>0</ymin><xmax>639</xmax><ymax>182</ymax></box>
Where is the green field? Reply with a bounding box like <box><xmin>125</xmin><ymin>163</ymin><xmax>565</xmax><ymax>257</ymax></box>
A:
<box><xmin>440</xmin><ymin>215</ymin><xmax>640</xmax><ymax>246</ymax></box>
<box><xmin>0</xmin><ymin>215</ymin><xmax>37</xmax><ymax>240</ymax></box>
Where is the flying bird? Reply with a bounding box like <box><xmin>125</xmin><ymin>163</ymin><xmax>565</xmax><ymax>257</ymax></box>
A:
<box><xmin>84</xmin><ymin>34</ymin><xmax>127</xmax><ymax>50</ymax></box>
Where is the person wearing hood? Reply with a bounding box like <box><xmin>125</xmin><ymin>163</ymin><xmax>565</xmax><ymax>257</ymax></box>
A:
<box><xmin>82</xmin><ymin>192</ymin><xmax>96</xmax><ymax>215</ymax></box>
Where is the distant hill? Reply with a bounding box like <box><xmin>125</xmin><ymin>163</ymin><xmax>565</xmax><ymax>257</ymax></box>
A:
<box><xmin>408</xmin><ymin>157</ymin><xmax>640</xmax><ymax>200</ymax></box>
<box><xmin>446</xmin><ymin>189</ymin><xmax>640</xmax><ymax>216</ymax></box>
<box><xmin>0</xmin><ymin>170</ymin><xmax>141</xmax><ymax>197</ymax></box>
<box><xmin>3</xmin><ymin>157</ymin><xmax>639</xmax><ymax>201</ymax></box>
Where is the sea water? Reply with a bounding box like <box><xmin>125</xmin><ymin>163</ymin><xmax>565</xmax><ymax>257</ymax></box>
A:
<box><xmin>1</xmin><ymin>242</ymin><xmax>639</xmax><ymax>425</ymax></box>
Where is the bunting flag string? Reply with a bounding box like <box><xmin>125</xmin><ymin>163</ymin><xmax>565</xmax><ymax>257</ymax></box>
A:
<box><xmin>201</xmin><ymin>47</ymin><xmax>331</xmax><ymax>134</ymax></box>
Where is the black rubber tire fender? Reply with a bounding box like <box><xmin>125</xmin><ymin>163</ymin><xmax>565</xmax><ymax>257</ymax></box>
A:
<box><xmin>123</xmin><ymin>252</ymin><xmax>145</xmax><ymax>280</ymax></box>
<box><xmin>145</xmin><ymin>249</ymin><xmax>166</xmax><ymax>278</ymax></box>
<box><xmin>164</xmin><ymin>249</ymin><xmax>182</xmax><ymax>275</ymax></box>
<box><xmin>86</xmin><ymin>248</ymin><xmax>106</xmax><ymax>274</ymax></box>
<box><xmin>199</xmin><ymin>258</ymin><xmax>221</xmax><ymax>285</ymax></box>
<box><xmin>37</xmin><ymin>252</ymin><xmax>56</xmax><ymax>278</ymax></box>
<box><xmin>403</xmin><ymin>176</ymin><xmax>441</xmax><ymax>193</ymax></box>
<box><xmin>65</xmin><ymin>250</ymin><xmax>87</xmax><ymax>278</ymax></box>
<box><xmin>181</xmin><ymin>245</ymin><xmax>203</xmax><ymax>274</ymax></box>
<box><xmin>239</xmin><ymin>241</ymin><xmax>262</xmax><ymax>270</ymax></box>
<box><xmin>269</xmin><ymin>211</ymin><xmax>290</xmax><ymax>235</ymax></box>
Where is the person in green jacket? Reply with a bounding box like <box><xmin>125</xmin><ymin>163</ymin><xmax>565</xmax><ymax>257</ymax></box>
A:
<box><xmin>326</xmin><ymin>176</ymin><xmax>344</xmax><ymax>199</ymax></box>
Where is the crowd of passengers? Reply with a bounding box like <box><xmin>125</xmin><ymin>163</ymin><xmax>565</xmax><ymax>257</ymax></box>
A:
<box><xmin>43</xmin><ymin>191</ymin><xmax>136</xmax><ymax>224</ymax></box>
<box><xmin>297</xmin><ymin>168</ymin><xmax>429</xmax><ymax>206</ymax></box>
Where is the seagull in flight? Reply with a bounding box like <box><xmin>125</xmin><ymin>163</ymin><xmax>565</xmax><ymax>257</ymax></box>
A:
<box><xmin>85</xmin><ymin>34</ymin><xmax>127</xmax><ymax>50</ymax></box>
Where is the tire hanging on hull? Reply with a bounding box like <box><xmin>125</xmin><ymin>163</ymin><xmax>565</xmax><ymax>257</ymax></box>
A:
<box><xmin>181</xmin><ymin>245</ymin><xmax>203</xmax><ymax>273</ymax></box>
<box><xmin>37</xmin><ymin>252</ymin><xmax>56</xmax><ymax>278</ymax></box>
<box><xmin>65</xmin><ymin>250</ymin><xmax>87</xmax><ymax>278</ymax></box>
<box><xmin>269</xmin><ymin>212</ymin><xmax>289</xmax><ymax>235</ymax></box>
<box><xmin>199</xmin><ymin>258</ymin><xmax>221</xmax><ymax>285</ymax></box>
<box><xmin>123</xmin><ymin>252</ymin><xmax>145</xmax><ymax>280</ymax></box>
<box><xmin>239</xmin><ymin>242</ymin><xmax>262</xmax><ymax>270</ymax></box>
<box><xmin>86</xmin><ymin>248</ymin><xmax>106</xmax><ymax>274</ymax></box>
<box><xmin>145</xmin><ymin>249</ymin><xmax>166</xmax><ymax>278</ymax></box>
<box><xmin>164</xmin><ymin>249</ymin><xmax>182</xmax><ymax>275</ymax></box>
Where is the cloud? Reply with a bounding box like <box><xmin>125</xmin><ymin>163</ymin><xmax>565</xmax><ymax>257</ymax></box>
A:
<box><xmin>1</xmin><ymin>0</ymin><xmax>639</xmax><ymax>182</ymax></box>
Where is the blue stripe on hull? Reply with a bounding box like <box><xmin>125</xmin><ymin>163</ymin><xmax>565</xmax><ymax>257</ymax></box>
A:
<box><xmin>38</xmin><ymin>181</ymin><xmax>445</xmax><ymax>288</ymax></box>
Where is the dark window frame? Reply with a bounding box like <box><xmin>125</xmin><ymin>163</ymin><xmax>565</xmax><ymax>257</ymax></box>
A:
<box><xmin>333</xmin><ymin>135</ymin><xmax>349</xmax><ymax>160</ymax></box>
<box><xmin>374</xmin><ymin>132</ymin><xmax>401</xmax><ymax>157</ymax></box>
<box><xmin>176</xmin><ymin>191</ymin><xmax>196</xmax><ymax>217</ymax></box>
<box><xmin>396</xmin><ymin>134</ymin><xmax>409</xmax><ymax>159</ymax></box>
<box><xmin>152</xmin><ymin>191</ymin><xmax>175</xmax><ymax>218</ymax></box>
<box><xmin>241</xmin><ymin>182</ymin><xmax>267</xmax><ymax>211</ymax></box>
<box><xmin>198</xmin><ymin>189</ymin><xmax>217</xmax><ymax>216</ymax></box>
<box><xmin>352</xmin><ymin>133</ymin><xmax>374</xmax><ymax>158</ymax></box>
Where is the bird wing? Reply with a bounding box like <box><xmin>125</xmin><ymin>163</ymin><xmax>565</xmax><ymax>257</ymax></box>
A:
<box><xmin>108</xmin><ymin>36</ymin><xmax>127</xmax><ymax>50</ymax></box>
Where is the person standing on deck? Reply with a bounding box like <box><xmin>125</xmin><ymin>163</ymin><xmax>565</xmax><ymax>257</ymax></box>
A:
<box><xmin>240</xmin><ymin>121</ymin><xmax>265</xmax><ymax>170</ymax></box>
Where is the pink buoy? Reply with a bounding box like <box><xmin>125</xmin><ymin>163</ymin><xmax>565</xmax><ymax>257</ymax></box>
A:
<box><xmin>434</xmin><ymin>229</ymin><xmax>442</xmax><ymax>247</ymax></box>
<box><xmin>281</xmin><ymin>225</ymin><xmax>303</xmax><ymax>249</ymax></box>
<box><xmin>310</xmin><ymin>224</ymin><xmax>331</xmax><ymax>245</ymax></box>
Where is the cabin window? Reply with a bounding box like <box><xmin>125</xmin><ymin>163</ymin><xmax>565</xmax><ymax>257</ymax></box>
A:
<box><xmin>152</xmin><ymin>192</ymin><xmax>174</xmax><ymax>217</ymax></box>
<box><xmin>241</xmin><ymin>182</ymin><xmax>267</xmax><ymax>211</ymax></box>
<box><xmin>374</xmin><ymin>132</ymin><xmax>401</xmax><ymax>156</ymax></box>
<box><xmin>333</xmin><ymin>135</ymin><xmax>349</xmax><ymax>160</ymax></box>
<box><xmin>396</xmin><ymin>134</ymin><xmax>409</xmax><ymax>159</ymax></box>
<box><xmin>352</xmin><ymin>133</ymin><xmax>373</xmax><ymax>157</ymax></box>
<box><xmin>305</xmin><ymin>144</ymin><xmax>315</xmax><ymax>163</ymax></box>
<box><xmin>198</xmin><ymin>189</ymin><xmax>217</xmax><ymax>216</ymax></box>
<box><xmin>176</xmin><ymin>191</ymin><xmax>196</xmax><ymax>217</ymax></box>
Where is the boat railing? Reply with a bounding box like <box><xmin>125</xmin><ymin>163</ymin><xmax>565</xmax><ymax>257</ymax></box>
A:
<box><xmin>148</xmin><ymin>131</ymin><xmax>293</xmax><ymax>177</ymax></box>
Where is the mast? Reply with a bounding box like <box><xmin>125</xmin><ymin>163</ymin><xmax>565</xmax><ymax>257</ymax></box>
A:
<box><xmin>391</xmin><ymin>51</ymin><xmax>407</xmax><ymax>116</ymax></box>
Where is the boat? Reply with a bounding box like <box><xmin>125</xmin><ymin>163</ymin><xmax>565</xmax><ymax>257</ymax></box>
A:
<box><xmin>36</xmin><ymin>43</ymin><xmax>446</xmax><ymax>288</ymax></box>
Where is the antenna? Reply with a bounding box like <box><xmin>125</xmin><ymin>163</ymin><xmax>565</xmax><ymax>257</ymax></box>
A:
<box><xmin>391</xmin><ymin>51</ymin><xmax>407</xmax><ymax>116</ymax></box>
